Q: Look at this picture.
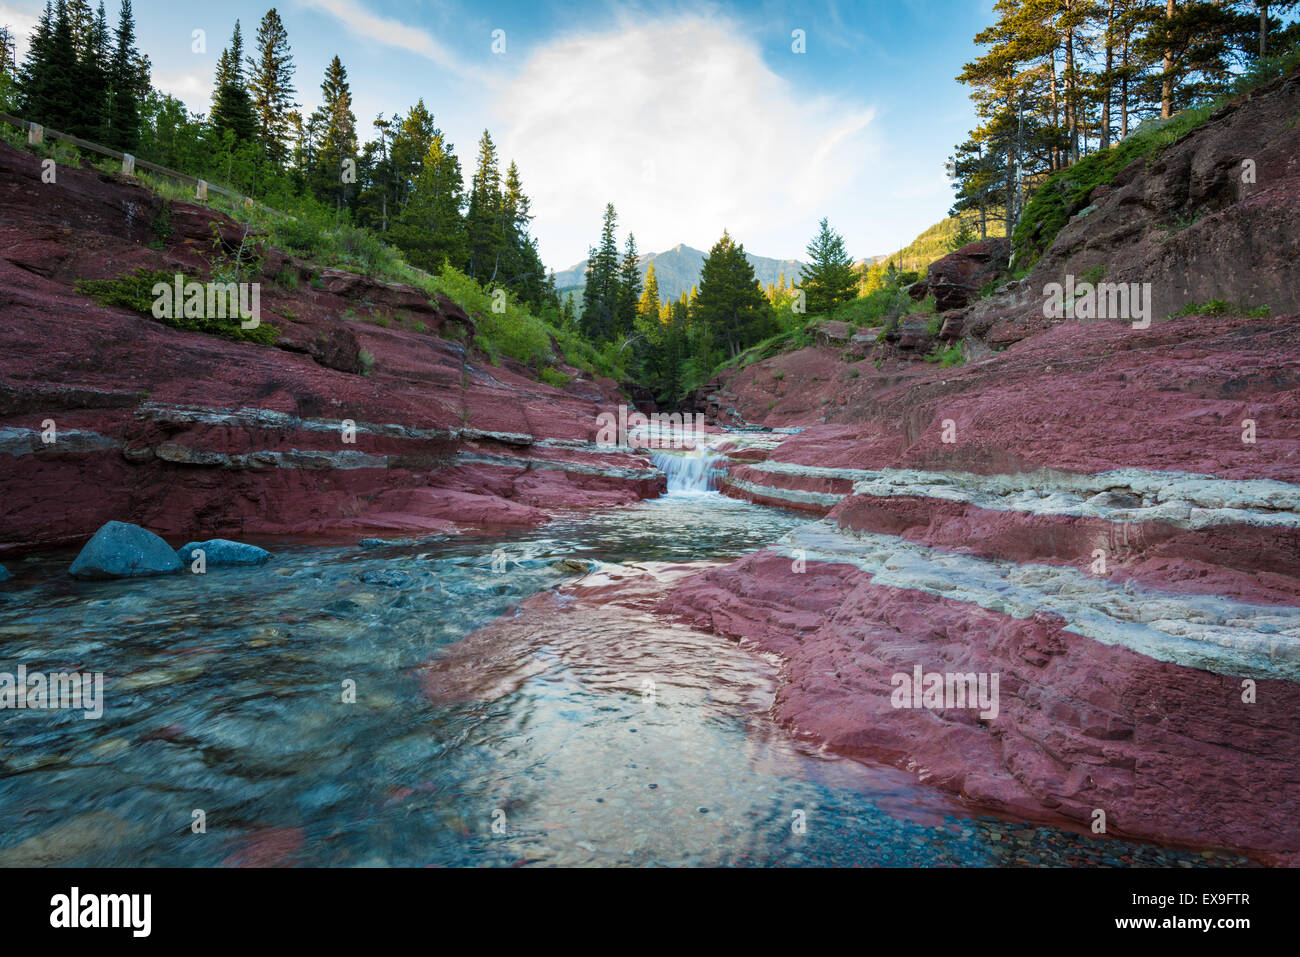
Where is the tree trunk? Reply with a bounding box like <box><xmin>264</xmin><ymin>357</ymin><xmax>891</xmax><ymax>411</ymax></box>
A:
<box><xmin>1260</xmin><ymin>2</ymin><xmax>1269</xmax><ymax>57</ymax></box>
<box><xmin>1066</xmin><ymin>24</ymin><xmax>1079</xmax><ymax>165</ymax></box>
<box><xmin>1162</xmin><ymin>0</ymin><xmax>1175</xmax><ymax>120</ymax></box>
<box><xmin>1101</xmin><ymin>0</ymin><xmax>1115</xmax><ymax>149</ymax></box>
<box><xmin>1050</xmin><ymin>49</ymin><xmax>1061</xmax><ymax>170</ymax></box>
<box><xmin>1006</xmin><ymin>146</ymin><xmax>1016</xmax><ymax>233</ymax></box>
<box><xmin>1121</xmin><ymin>26</ymin><xmax>1130</xmax><ymax>139</ymax></box>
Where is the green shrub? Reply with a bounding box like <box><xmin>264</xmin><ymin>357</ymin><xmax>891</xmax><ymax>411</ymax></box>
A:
<box><xmin>76</xmin><ymin>268</ymin><xmax>277</xmax><ymax>345</ymax></box>
<box><xmin>925</xmin><ymin>342</ymin><xmax>964</xmax><ymax>367</ymax></box>
<box><xmin>1171</xmin><ymin>299</ymin><xmax>1271</xmax><ymax>318</ymax></box>
<box><xmin>538</xmin><ymin>367</ymin><xmax>571</xmax><ymax>389</ymax></box>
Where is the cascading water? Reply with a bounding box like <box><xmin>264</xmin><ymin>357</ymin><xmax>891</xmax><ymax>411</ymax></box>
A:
<box><xmin>651</xmin><ymin>445</ymin><xmax>728</xmax><ymax>493</ymax></box>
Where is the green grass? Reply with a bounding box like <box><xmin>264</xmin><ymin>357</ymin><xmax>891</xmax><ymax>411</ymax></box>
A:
<box><xmin>1171</xmin><ymin>299</ymin><xmax>1272</xmax><ymax>319</ymax></box>
<box><xmin>924</xmin><ymin>342</ymin><xmax>965</xmax><ymax>368</ymax></box>
<box><xmin>537</xmin><ymin>367</ymin><xmax>572</xmax><ymax>389</ymax></box>
<box><xmin>76</xmin><ymin>268</ymin><xmax>278</xmax><ymax>345</ymax></box>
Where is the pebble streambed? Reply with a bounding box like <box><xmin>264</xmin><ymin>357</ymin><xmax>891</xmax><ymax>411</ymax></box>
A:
<box><xmin>0</xmin><ymin>492</ymin><xmax>1248</xmax><ymax>867</ymax></box>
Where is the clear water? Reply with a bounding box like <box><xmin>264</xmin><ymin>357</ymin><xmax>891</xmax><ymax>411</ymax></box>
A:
<box><xmin>0</xmin><ymin>493</ymin><xmax>1247</xmax><ymax>867</ymax></box>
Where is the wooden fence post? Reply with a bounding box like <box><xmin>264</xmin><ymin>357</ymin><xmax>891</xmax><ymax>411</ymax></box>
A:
<box><xmin>196</xmin><ymin>180</ymin><xmax>207</xmax><ymax>201</ymax></box>
<box><xmin>27</xmin><ymin>123</ymin><xmax>42</xmax><ymax>146</ymax></box>
<box><xmin>122</xmin><ymin>153</ymin><xmax>135</xmax><ymax>175</ymax></box>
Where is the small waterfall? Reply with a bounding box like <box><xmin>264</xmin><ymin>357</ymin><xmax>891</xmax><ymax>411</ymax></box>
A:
<box><xmin>652</xmin><ymin>446</ymin><xmax>727</xmax><ymax>494</ymax></box>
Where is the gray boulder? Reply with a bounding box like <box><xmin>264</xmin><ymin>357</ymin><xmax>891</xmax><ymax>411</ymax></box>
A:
<box><xmin>176</xmin><ymin>539</ymin><xmax>271</xmax><ymax>568</ymax></box>
<box><xmin>69</xmin><ymin>522</ymin><xmax>182</xmax><ymax>580</ymax></box>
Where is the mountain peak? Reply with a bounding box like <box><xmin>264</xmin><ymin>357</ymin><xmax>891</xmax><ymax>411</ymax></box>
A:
<box><xmin>554</xmin><ymin>243</ymin><xmax>804</xmax><ymax>302</ymax></box>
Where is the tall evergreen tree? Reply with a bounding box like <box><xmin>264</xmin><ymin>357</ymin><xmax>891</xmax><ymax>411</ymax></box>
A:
<box><xmin>798</xmin><ymin>218</ymin><xmax>858</xmax><ymax>315</ymax></box>
<box><xmin>64</xmin><ymin>0</ymin><xmax>105</xmax><ymax>137</ymax></box>
<box><xmin>579</xmin><ymin>203</ymin><xmax>621</xmax><ymax>341</ymax></box>
<box><xmin>0</xmin><ymin>26</ymin><xmax>16</xmax><ymax>76</ymax></box>
<box><xmin>465</xmin><ymin>129</ymin><xmax>503</xmax><ymax>282</ymax></box>
<box><xmin>106</xmin><ymin>0</ymin><xmax>143</xmax><ymax>150</ymax></box>
<box><xmin>637</xmin><ymin>261</ymin><xmax>661</xmax><ymax>322</ymax></box>
<box><xmin>307</xmin><ymin>55</ymin><xmax>357</xmax><ymax>208</ymax></box>
<box><xmin>18</xmin><ymin>3</ymin><xmax>58</xmax><ymax>124</ymax></box>
<box><xmin>390</xmin><ymin>99</ymin><xmax>435</xmax><ymax>210</ymax></box>
<box><xmin>210</xmin><ymin>20</ymin><xmax>257</xmax><ymax>146</ymax></box>
<box><xmin>616</xmin><ymin>233</ymin><xmax>643</xmax><ymax>335</ymax></box>
<box><xmin>389</xmin><ymin>132</ymin><xmax>467</xmax><ymax>273</ymax></box>
<box><xmin>247</xmin><ymin>8</ymin><xmax>296</xmax><ymax>165</ymax></box>
<box><xmin>693</xmin><ymin>231</ymin><xmax>772</xmax><ymax>358</ymax></box>
<box><xmin>499</xmin><ymin>160</ymin><xmax>549</xmax><ymax>306</ymax></box>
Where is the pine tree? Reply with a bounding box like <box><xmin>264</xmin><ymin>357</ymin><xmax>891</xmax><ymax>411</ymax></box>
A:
<box><xmin>693</xmin><ymin>231</ymin><xmax>772</xmax><ymax>358</ymax></box>
<box><xmin>798</xmin><ymin>218</ymin><xmax>858</xmax><ymax>315</ymax></box>
<box><xmin>307</xmin><ymin>55</ymin><xmax>357</xmax><ymax>208</ymax></box>
<box><xmin>389</xmin><ymin>132</ymin><xmax>467</xmax><ymax>273</ymax></box>
<box><xmin>579</xmin><ymin>203</ymin><xmax>621</xmax><ymax>341</ymax></box>
<box><xmin>65</xmin><ymin>0</ymin><xmax>104</xmax><ymax>137</ymax></box>
<box><xmin>247</xmin><ymin>8</ymin><xmax>296</xmax><ymax>165</ymax></box>
<box><xmin>616</xmin><ymin>233</ymin><xmax>643</xmax><ymax>335</ymax></box>
<box><xmin>637</xmin><ymin>261</ymin><xmax>661</xmax><ymax>322</ymax></box>
<box><xmin>500</xmin><ymin>160</ymin><xmax>548</xmax><ymax>306</ymax></box>
<box><xmin>21</xmin><ymin>1</ymin><xmax>79</xmax><ymax>131</ymax></box>
<box><xmin>210</xmin><ymin>21</ymin><xmax>257</xmax><ymax>146</ymax></box>
<box><xmin>0</xmin><ymin>26</ymin><xmax>15</xmax><ymax>76</ymax></box>
<box><xmin>465</xmin><ymin>130</ymin><xmax>502</xmax><ymax>282</ymax></box>
<box><xmin>390</xmin><ymin>99</ymin><xmax>434</xmax><ymax>210</ymax></box>
<box><xmin>18</xmin><ymin>3</ymin><xmax>58</xmax><ymax>124</ymax></box>
<box><xmin>106</xmin><ymin>0</ymin><xmax>143</xmax><ymax>151</ymax></box>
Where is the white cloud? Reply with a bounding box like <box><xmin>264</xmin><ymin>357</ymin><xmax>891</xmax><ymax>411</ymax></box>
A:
<box><xmin>0</xmin><ymin>3</ymin><xmax>40</xmax><ymax>63</ymax></box>
<box><xmin>299</xmin><ymin>0</ymin><xmax>497</xmax><ymax>88</ymax></box>
<box><xmin>494</xmin><ymin>15</ymin><xmax>879</xmax><ymax>269</ymax></box>
<box><xmin>153</xmin><ymin>71</ymin><xmax>212</xmax><ymax>114</ymax></box>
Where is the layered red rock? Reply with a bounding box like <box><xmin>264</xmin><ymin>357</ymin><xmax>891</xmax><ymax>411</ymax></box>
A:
<box><xmin>0</xmin><ymin>141</ymin><xmax>661</xmax><ymax>553</ymax></box>
<box><xmin>657</xmin><ymin>548</ymin><xmax>1300</xmax><ymax>862</ymax></box>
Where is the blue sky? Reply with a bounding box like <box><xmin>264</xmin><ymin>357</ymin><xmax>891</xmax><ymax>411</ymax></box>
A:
<box><xmin>0</xmin><ymin>0</ymin><xmax>996</xmax><ymax>269</ymax></box>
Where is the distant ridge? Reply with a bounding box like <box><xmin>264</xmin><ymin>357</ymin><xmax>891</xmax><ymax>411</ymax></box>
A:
<box><xmin>553</xmin><ymin>243</ymin><xmax>805</xmax><ymax>302</ymax></box>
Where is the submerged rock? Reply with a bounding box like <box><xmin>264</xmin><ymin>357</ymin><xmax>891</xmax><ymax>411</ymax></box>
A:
<box><xmin>0</xmin><ymin>564</ymin><xmax>10</xmax><ymax>582</ymax></box>
<box><xmin>69</xmin><ymin>521</ymin><xmax>181</xmax><ymax>580</ymax></box>
<box><xmin>551</xmin><ymin>558</ymin><xmax>593</xmax><ymax>574</ymax></box>
<box><xmin>176</xmin><ymin>539</ymin><xmax>271</xmax><ymax>567</ymax></box>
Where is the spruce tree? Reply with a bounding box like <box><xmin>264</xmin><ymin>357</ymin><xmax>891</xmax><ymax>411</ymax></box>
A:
<box><xmin>500</xmin><ymin>160</ymin><xmax>548</xmax><ymax>306</ymax></box>
<box><xmin>465</xmin><ymin>129</ymin><xmax>503</xmax><ymax>282</ymax></box>
<box><xmin>18</xmin><ymin>3</ymin><xmax>57</xmax><ymax>123</ymax></box>
<box><xmin>247</xmin><ymin>8</ymin><xmax>296</xmax><ymax>165</ymax></box>
<box><xmin>210</xmin><ymin>21</ymin><xmax>257</xmax><ymax>146</ymax></box>
<box><xmin>106</xmin><ymin>0</ymin><xmax>142</xmax><ymax>151</ymax></box>
<box><xmin>389</xmin><ymin>132</ymin><xmax>468</xmax><ymax>273</ymax></box>
<box><xmin>579</xmin><ymin>203</ymin><xmax>621</xmax><ymax>341</ymax></box>
<box><xmin>637</xmin><ymin>261</ymin><xmax>661</xmax><ymax>323</ymax></box>
<box><xmin>390</xmin><ymin>99</ymin><xmax>434</xmax><ymax>209</ymax></box>
<box><xmin>694</xmin><ymin>231</ymin><xmax>771</xmax><ymax>358</ymax></box>
<box><xmin>307</xmin><ymin>55</ymin><xmax>357</xmax><ymax>208</ymax></box>
<box><xmin>798</xmin><ymin>218</ymin><xmax>858</xmax><ymax>315</ymax></box>
<box><xmin>616</xmin><ymin>234</ymin><xmax>643</xmax><ymax>335</ymax></box>
<box><xmin>66</xmin><ymin>0</ymin><xmax>105</xmax><ymax>137</ymax></box>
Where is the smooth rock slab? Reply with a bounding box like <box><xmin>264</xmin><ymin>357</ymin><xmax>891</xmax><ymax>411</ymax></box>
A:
<box><xmin>69</xmin><ymin>521</ymin><xmax>181</xmax><ymax>580</ymax></box>
<box><xmin>176</xmin><ymin>539</ymin><xmax>271</xmax><ymax>567</ymax></box>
